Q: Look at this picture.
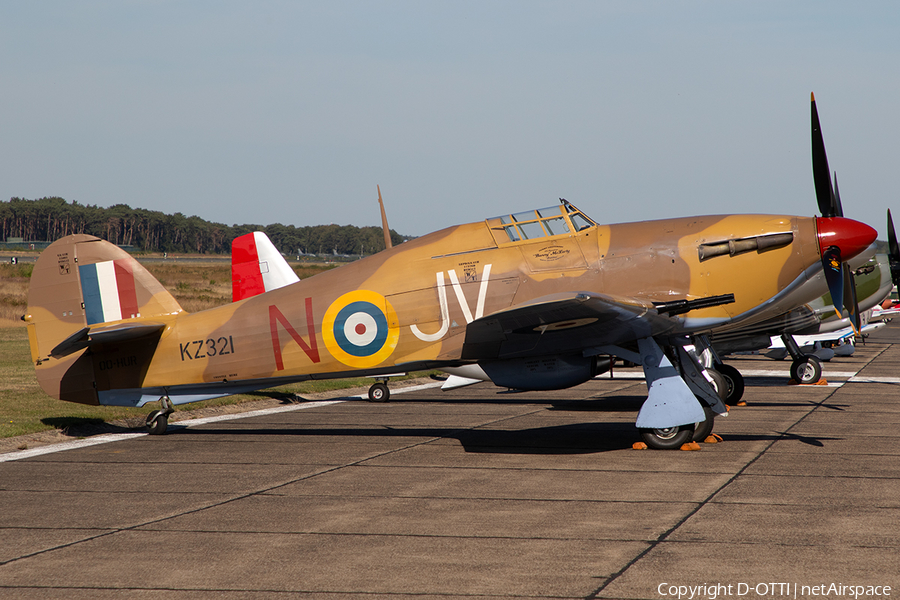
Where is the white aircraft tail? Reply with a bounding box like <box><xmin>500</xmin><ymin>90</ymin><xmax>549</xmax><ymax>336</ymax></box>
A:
<box><xmin>231</xmin><ymin>232</ymin><xmax>300</xmax><ymax>301</ymax></box>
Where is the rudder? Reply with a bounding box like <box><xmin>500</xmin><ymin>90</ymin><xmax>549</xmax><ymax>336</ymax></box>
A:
<box><xmin>25</xmin><ymin>235</ymin><xmax>183</xmax><ymax>404</ymax></box>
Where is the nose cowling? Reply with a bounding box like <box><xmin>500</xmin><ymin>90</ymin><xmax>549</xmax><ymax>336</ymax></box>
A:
<box><xmin>816</xmin><ymin>216</ymin><xmax>878</xmax><ymax>260</ymax></box>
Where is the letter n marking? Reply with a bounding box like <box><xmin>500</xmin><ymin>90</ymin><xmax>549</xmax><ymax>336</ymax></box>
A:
<box><xmin>269</xmin><ymin>300</ymin><xmax>320</xmax><ymax>370</ymax></box>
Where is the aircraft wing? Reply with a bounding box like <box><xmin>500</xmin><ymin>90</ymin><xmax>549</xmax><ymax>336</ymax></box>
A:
<box><xmin>460</xmin><ymin>291</ymin><xmax>680</xmax><ymax>360</ymax></box>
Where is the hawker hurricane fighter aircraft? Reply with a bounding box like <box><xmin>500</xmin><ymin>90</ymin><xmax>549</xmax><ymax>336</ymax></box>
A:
<box><xmin>230</xmin><ymin>231</ymin><xmax>887</xmax><ymax>397</ymax></box>
<box><xmin>23</xmin><ymin>95</ymin><xmax>878</xmax><ymax>449</ymax></box>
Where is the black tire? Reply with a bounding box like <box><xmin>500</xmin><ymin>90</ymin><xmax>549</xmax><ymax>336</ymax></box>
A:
<box><xmin>713</xmin><ymin>363</ymin><xmax>745</xmax><ymax>405</ymax></box>
<box><xmin>790</xmin><ymin>355</ymin><xmax>822</xmax><ymax>384</ymax></box>
<box><xmin>640</xmin><ymin>424</ymin><xmax>695</xmax><ymax>450</ymax></box>
<box><xmin>146</xmin><ymin>411</ymin><xmax>168</xmax><ymax>435</ymax></box>
<box><xmin>692</xmin><ymin>404</ymin><xmax>715</xmax><ymax>442</ymax></box>
<box><xmin>368</xmin><ymin>382</ymin><xmax>390</xmax><ymax>403</ymax></box>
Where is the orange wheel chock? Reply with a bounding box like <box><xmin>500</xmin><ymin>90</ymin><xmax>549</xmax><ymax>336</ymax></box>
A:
<box><xmin>789</xmin><ymin>379</ymin><xmax>828</xmax><ymax>386</ymax></box>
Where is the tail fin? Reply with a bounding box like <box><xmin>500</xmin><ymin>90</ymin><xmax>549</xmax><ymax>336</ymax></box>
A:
<box><xmin>25</xmin><ymin>234</ymin><xmax>183</xmax><ymax>404</ymax></box>
<box><xmin>231</xmin><ymin>232</ymin><xmax>299</xmax><ymax>302</ymax></box>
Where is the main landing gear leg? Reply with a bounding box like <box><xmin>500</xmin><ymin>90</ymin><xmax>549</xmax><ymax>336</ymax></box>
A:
<box><xmin>673</xmin><ymin>341</ymin><xmax>729</xmax><ymax>443</ymax></box>
<box><xmin>690</xmin><ymin>335</ymin><xmax>745</xmax><ymax>406</ymax></box>
<box><xmin>146</xmin><ymin>395</ymin><xmax>175</xmax><ymax>435</ymax></box>
<box><xmin>781</xmin><ymin>333</ymin><xmax>823</xmax><ymax>384</ymax></box>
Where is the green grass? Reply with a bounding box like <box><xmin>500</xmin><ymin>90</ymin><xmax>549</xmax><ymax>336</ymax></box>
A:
<box><xmin>0</xmin><ymin>327</ymin><xmax>436</xmax><ymax>439</ymax></box>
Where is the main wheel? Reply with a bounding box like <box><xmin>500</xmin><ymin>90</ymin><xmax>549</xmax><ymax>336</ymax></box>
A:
<box><xmin>790</xmin><ymin>355</ymin><xmax>822</xmax><ymax>384</ymax></box>
<box><xmin>640</xmin><ymin>424</ymin><xmax>695</xmax><ymax>450</ymax></box>
<box><xmin>146</xmin><ymin>410</ymin><xmax>168</xmax><ymax>435</ymax></box>
<box><xmin>692</xmin><ymin>404</ymin><xmax>715</xmax><ymax>442</ymax></box>
<box><xmin>368</xmin><ymin>382</ymin><xmax>390</xmax><ymax>402</ymax></box>
<box><xmin>713</xmin><ymin>363</ymin><xmax>745</xmax><ymax>405</ymax></box>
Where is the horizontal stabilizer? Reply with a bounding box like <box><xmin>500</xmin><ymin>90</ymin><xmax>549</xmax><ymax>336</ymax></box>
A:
<box><xmin>50</xmin><ymin>322</ymin><xmax>167</xmax><ymax>359</ymax></box>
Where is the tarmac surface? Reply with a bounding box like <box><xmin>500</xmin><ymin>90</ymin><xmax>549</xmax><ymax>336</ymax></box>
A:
<box><xmin>2</xmin><ymin>323</ymin><xmax>900</xmax><ymax>599</ymax></box>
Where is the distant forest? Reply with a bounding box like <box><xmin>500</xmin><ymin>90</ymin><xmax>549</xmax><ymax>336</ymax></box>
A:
<box><xmin>1</xmin><ymin>197</ymin><xmax>410</xmax><ymax>256</ymax></box>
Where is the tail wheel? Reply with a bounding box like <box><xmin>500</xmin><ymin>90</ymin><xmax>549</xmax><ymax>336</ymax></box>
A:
<box><xmin>146</xmin><ymin>411</ymin><xmax>168</xmax><ymax>435</ymax></box>
<box><xmin>640</xmin><ymin>424</ymin><xmax>695</xmax><ymax>450</ymax></box>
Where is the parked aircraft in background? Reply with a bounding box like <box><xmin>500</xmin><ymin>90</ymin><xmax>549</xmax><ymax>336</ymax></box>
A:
<box><xmin>231</xmin><ymin>231</ymin><xmax>300</xmax><ymax>302</ymax></box>
<box><xmin>23</xmin><ymin>95</ymin><xmax>878</xmax><ymax>449</ymax></box>
<box><xmin>707</xmin><ymin>252</ymin><xmax>892</xmax><ymax>383</ymax></box>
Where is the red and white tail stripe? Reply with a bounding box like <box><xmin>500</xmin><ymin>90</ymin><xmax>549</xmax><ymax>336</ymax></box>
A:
<box><xmin>231</xmin><ymin>232</ymin><xmax>299</xmax><ymax>302</ymax></box>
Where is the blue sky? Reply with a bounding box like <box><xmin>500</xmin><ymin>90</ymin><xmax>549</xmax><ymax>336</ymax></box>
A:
<box><xmin>3</xmin><ymin>1</ymin><xmax>899</xmax><ymax>238</ymax></box>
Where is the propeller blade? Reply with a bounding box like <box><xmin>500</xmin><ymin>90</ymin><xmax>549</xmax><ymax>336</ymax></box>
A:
<box><xmin>811</xmin><ymin>93</ymin><xmax>838</xmax><ymax>217</ymax></box>
<box><xmin>888</xmin><ymin>209</ymin><xmax>900</xmax><ymax>289</ymax></box>
<box><xmin>821</xmin><ymin>246</ymin><xmax>844</xmax><ymax>317</ymax></box>
<box><xmin>833</xmin><ymin>172</ymin><xmax>844</xmax><ymax>218</ymax></box>
<box><xmin>889</xmin><ymin>209</ymin><xmax>899</xmax><ymax>257</ymax></box>
<box><xmin>842</xmin><ymin>263</ymin><xmax>861</xmax><ymax>334</ymax></box>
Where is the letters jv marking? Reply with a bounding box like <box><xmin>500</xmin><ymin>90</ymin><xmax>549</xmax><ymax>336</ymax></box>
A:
<box><xmin>411</xmin><ymin>264</ymin><xmax>491</xmax><ymax>342</ymax></box>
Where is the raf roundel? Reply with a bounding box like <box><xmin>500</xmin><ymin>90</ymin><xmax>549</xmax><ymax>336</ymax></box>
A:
<box><xmin>323</xmin><ymin>290</ymin><xmax>400</xmax><ymax>368</ymax></box>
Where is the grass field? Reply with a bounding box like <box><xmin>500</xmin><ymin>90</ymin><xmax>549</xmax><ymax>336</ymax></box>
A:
<box><xmin>0</xmin><ymin>262</ymin><xmax>32</xmax><ymax>324</ymax></box>
<box><xmin>0</xmin><ymin>257</ymin><xmax>429</xmax><ymax>440</ymax></box>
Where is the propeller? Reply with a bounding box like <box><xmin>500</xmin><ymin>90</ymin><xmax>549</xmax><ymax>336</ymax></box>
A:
<box><xmin>810</xmin><ymin>93</ymin><xmax>877</xmax><ymax>333</ymax></box>
<box><xmin>888</xmin><ymin>209</ymin><xmax>900</xmax><ymax>292</ymax></box>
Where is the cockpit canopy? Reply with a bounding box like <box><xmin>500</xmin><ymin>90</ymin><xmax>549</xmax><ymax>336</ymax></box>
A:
<box><xmin>486</xmin><ymin>199</ymin><xmax>596</xmax><ymax>245</ymax></box>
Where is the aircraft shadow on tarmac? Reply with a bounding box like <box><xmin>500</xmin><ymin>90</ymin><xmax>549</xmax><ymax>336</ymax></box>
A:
<box><xmin>719</xmin><ymin>432</ymin><xmax>844</xmax><ymax>447</ymax></box>
<box><xmin>40</xmin><ymin>416</ymin><xmax>143</xmax><ymax>436</ymax></box>
<box><xmin>177</xmin><ymin>422</ymin><xmax>656</xmax><ymax>454</ymax></box>
<box><xmin>189</xmin><ymin>391</ymin><xmax>655</xmax><ymax>454</ymax></box>
<box><xmin>33</xmin><ymin>389</ymin><xmax>845</xmax><ymax>453</ymax></box>
<box><xmin>177</xmin><ymin>422</ymin><xmax>844</xmax><ymax>453</ymax></box>
<box><xmin>739</xmin><ymin>400</ymin><xmax>848</xmax><ymax>410</ymax></box>
<box><xmin>174</xmin><ymin>389</ymin><xmax>845</xmax><ymax>454</ymax></box>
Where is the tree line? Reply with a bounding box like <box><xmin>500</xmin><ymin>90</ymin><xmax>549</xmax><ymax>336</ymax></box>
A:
<box><xmin>1</xmin><ymin>197</ymin><xmax>409</xmax><ymax>256</ymax></box>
